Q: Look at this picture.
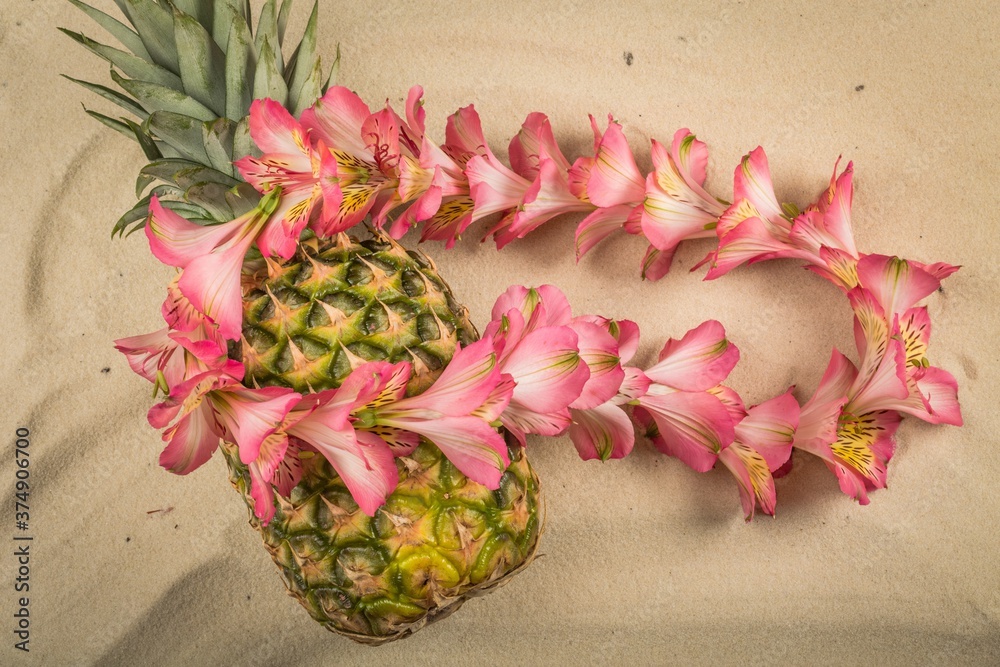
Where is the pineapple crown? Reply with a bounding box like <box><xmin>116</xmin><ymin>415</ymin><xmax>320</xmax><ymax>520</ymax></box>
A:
<box><xmin>62</xmin><ymin>0</ymin><xmax>335</xmax><ymax>236</ymax></box>
<box><xmin>71</xmin><ymin>1</ymin><xmax>963</xmax><ymax>522</ymax></box>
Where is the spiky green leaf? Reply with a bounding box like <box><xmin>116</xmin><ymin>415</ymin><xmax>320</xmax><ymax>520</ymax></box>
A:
<box><xmin>253</xmin><ymin>37</ymin><xmax>288</xmax><ymax>106</ymax></box>
<box><xmin>140</xmin><ymin>158</ymin><xmax>242</xmax><ymax>190</ymax></box>
<box><xmin>173</xmin><ymin>8</ymin><xmax>227</xmax><ymax>116</ymax></box>
<box><xmin>67</xmin><ymin>0</ymin><xmax>153</xmax><ymax>61</ymax></box>
<box><xmin>113</xmin><ymin>192</ymin><xmax>154</xmax><ymax>237</ymax></box>
<box><xmin>277</xmin><ymin>0</ymin><xmax>294</xmax><ymax>46</ymax></box>
<box><xmin>59</xmin><ymin>29</ymin><xmax>181</xmax><ymax>89</ymax></box>
<box><xmin>211</xmin><ymin>1</ymin><xmax>242</xmax><ymax>53</ymax></box>
<box><xmin>112</xmin><ymin>70</ymin><xmax>216</xmax><ymax>121</ymax></box>
<box><xmin>232</xmin><ymin>115</ymin><xmax>257</xmax><ymax>163</ymax></box>
<box><xmin>290</xmin><ymin>56</ymin><xmax>324</xmax><ymax>116</ymax></box>
<box><xmin>171</xmin><ymin>0</ymin><xmax>213</xmax><ymax>34</ymax></box>
<box><xmin>254</xmin><ymin>0</ymin><xmax>282</xmax><ymax>77</ymax></box>
<box><xmin>186</xmin><ymin>182</ymin><xmax>238</xmax><ymax>220</ymax></box>
<box><xmin>120</xmin><ymin>0</ymin><xmax>179</xmax><ymax>74</ymax></box>
<box><xmin>84</xmin><ymin>108</ymin><xmax>134</xmax><ymax>140</ymax></box>
<box><xmin>225</xmin><ymin>16</ymin><xmax>256</xmax><ymax>121</ymax></box>
<box><xmin>286</xmin><ymin>1</ymin><xmax>318</xmax><ymax>111</ymax></box>
<box><xmin>145</xmin><ymin>111</ymin><xmax>211</xmax><ymax>163</ymax></box>
<box><xmin>124</xmin><ymin>118</ymin><xmax>163</xmax><ymax>161</ymax></box>
<box><xmin>227</xmin><ymin>183</ymin><xmax>262</xmax><ymax>217</ymax></box>
<box><xmin>202</xmin><ymin>118</ymin><xmax>236</xmax><ymax>177</ymax></box>
<box><xmin>65</xmin><ymin>75</ymin><xmax>148</xmax><ymax>120</ymax></box>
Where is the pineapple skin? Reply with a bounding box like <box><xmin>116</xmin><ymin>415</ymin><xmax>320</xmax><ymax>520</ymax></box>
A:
<box><xmin>228</xmin><ymin>233</ymin><xmax>542</xmax><ymax>643</ymax></box>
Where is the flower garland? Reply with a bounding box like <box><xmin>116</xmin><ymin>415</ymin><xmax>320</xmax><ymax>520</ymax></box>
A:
<box><xmin>116</xmin><ymin>86</ymin><xmax>962</xmax><ymax>524</ymax></box>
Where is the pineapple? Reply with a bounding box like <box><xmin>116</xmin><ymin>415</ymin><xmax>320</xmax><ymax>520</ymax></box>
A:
<box><xmin>66</xmin><ymin>0</ymin><xmax>541</xmax><ymax>643</ymax></box>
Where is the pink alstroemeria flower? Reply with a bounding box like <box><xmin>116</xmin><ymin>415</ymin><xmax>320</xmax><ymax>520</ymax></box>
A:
<box><xmin>639</xmin><ymin>130</ymin><xmax>727</xmax><ymax>278</ymax></box>
<box><xmin>634</xmin><ymin>320</ymin><xmax>741</xmax><ymax>471</ymax></box>
<box><xmin>116</xmin><ymin>279</ymin><xmax>229</xmax><ymax>395</ymax></box>
<box><xmin>574</xmin><ymin>117</ymin><xmax>645</xmax><ymax>260</ymax></box>
<box><xmin>145</xmin><ymin>189</ymin><xmax>281</xmax><ymax>339</ymax></box>
<box><xmin>355</xmin><ymin>338</ymin><xmax>514</xmax><ymax>489</ymax></box>
<box><xmin>479</xmin><ymin>113</ymin><xmax>594</xmax><ymax>248</ymax></box>
<box><xmin>234</xmin><ymin>99</ymin><xmax>332</xmax><ymax>259</ymax></box>
<box><xmin>567</xmin><ymin>317</ymin><xmax>645</xmax><ymax>461</ymax></box>
<box><xmin>282</xmin><ymin>366</ymin><xmax>402</xmax><ymax>517</ymax></box>
<box><xmin>485</xmin><ymin>286</ymin><xmax>591</xmax><ymax>446</ymax></box>
<box><xmin>301</xmin><ymin>86</ymin><xmax>422</xmax><ymax>235</ymax></box>
<box><xmin>717</xmin><ymin>390</ymin><xmax>799</xmax><ymax>520</ymax></box>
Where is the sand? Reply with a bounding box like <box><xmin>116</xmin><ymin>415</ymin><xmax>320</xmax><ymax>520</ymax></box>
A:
<box><xmin>1</xmin><ymin>1</ymin><xmax>998</xmax><ymax>664</ymax></box>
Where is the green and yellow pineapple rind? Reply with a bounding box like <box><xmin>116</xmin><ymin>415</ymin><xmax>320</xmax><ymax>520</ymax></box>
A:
<box><xmin>223</xmin><ymin>437</ymin><xmax>540</xmax><ymax>645</ymax></box>
<box><xmin>240</xmin><ymin>233</ymin><xmax>478</xmax><ymax>395</ymax></box>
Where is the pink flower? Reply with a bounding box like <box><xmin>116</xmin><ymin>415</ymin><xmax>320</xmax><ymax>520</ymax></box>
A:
<box><xmin>234</xmin><ymin>99</ymin><xmax>331</xmax><ymax>259</ymax></box>
<box><xmin>567</xmin><ymin>317</ymin><xmax>644</xmax><ymax>461</ymax></box>
<box><xmin>485</xmin><ymin>286</ymin><xmax>591</xmax><ymax>445</ymax></box>
<box><xmin>145</xmin><ymin>190</ymin><xmax>281</xmax><ymax>339</ymax></box>
<box><xmin>638</xmin><ymin>130</ymin><xmax>726</xmax><ymax>277</ymax></box>
<box><xmin>717</xmin><ymin>390</ymin><xmax>799</xmax><ymax>520</ymax></box>
<box><xmin>358</xmin><ymin>339</ymin><xmax>514</xmax><ymax>489</ymax></box>
<box><xmin>634</xmin><ymin>321</ymin><xmax>741</xmax><ymax>471</ymax></box>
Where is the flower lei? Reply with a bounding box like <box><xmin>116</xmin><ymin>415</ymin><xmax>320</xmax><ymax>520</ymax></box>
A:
<box><xmin>117</xmin><ymin>86</ymin><xmax>962</xmax><ymax>524</ymax></box>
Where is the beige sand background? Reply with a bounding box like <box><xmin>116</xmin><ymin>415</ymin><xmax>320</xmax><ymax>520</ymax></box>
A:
<box><xmin>1</xmin><ymin>0</ymin><xmax>998</xmax><ymax>664</ymax></box>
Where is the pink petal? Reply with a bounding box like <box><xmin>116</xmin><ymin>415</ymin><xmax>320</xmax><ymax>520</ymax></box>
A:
<box><xmin>733</xmin><ymin>147</ymin><xmax>785</xmax><ymax>226</ymax></box>
<box><xmin>390</xmin><ymin>338</ymin><xmax>500</xmax><ymax>417</ymax></box>
<box><xmin>568</xmin><ymin>320</ymin><xmax>625</xmax><ymax>410</ymax></box>
<box><xmin>115</xmin><ymin>327</ymin><xmax>178</xmax><ymax>384</ymax></box>
<box><xmin>718</xmin><ymin>442</ymin><xmax>776</xmax><ymax>520</ymax></box>
<box><xmin>158</xmin><ymin>402</ymin><xmax>221</xmax><ymax>475</ymax></box>
<box><xmin>508</xmin><ymin>112</ymin><xmax>570</xmax><ymax>179</ymax></box>
<box><xmin>911</xmin><ymin>366</ymin><xmax>963</xmax><ymax>426</ymax></box>
<box><xmin>472</xmin><ymin>374</ymin><xmax>516</xmax><ymax>423</ymax></box>
<box><xmin>812</xmin><ymin>159</ymin><xmax>858</xmax><ymax>257</ymax></box>
<box><xmin>644</xmin><ymin>320</ymin><xmax>740</xmax><ymax>392</ymax></box>
<box><xmin>507</xmin><ymin>157</ymin><xmax>593</xmax><ymax>239</ymax></box>
<box><xmin>466</xmin><ymin>152</ymin><xmax>532</xmax><ymax>223</ymax></box>
<box><xmin>273</xmin><ymin>436</ymin><xmax>306</xmax><ymax>497</ymax></box>
<box><xmin>176</xmin><ymin>243</ymin><xmax>250</xmax><ymax>340</ymax></box>
<box><xmin>709</xmin><ymin>384</ymin><xmax>747</xmax><ymax>424</ymax></box>
<box><xmin>641</xmin><ymin>244</ymin><xmax>676</xmax><ymax>281</ymax></box>
<box><xmin>384</xmin><ymin>415</ymin><xmax>509</xmax><ymax>488</ymax></box>
<box><xmin>568</xmin><ymin>402</ymin><xmax>635</xmax><ymax>461</ymax></box>
<box><xmin>145</xmin><ymin>196</ymin><xmax>241</xmax><ymax>268</ymax></box>
<box><xmin>616</xmin><ymin>367</ymin><xmax>651</xmax><ymax>403</ymax></box>
<box><xmin>501</xmin><ymin>403</ymin><xmax>572</xmax><ymax>445</ymax></box>
<box><xmin>794</xmin><ymin>350</ymin><xmax>856</xmax><ymax>456</ymax></box>
<box><xmin>490</xmin><ymin>284</ymin><xmax>573</xmax><ymax>328</ymax></box>
<box><xmin>848</xmin><ymin>335</ymin><xmax>909</xmax><ymax>412</ymax></box>
<box><xmin>328</xmin><ymin>429</ymin><xmax>399</xmax><ymax>516</ymax></box>
<box><xmin>502</xmin><ymin>326</ymin><xmax>589</xmax><ymax>413</ymax></box>
<box><xmin>703</xmin><ymin>217</ymin><xmax>809</xmax><ymax>280</ymax></box>
<box><xmin>362</xmin><ymin>105</ymin><xmax>404</xmax><ymax>174</ymax></box>
<box><xmin>574</xmin><ymin>204</ymin><xmax>633</xmax><ymax>259</ymax></box>
<box><xmin>444</xmin><ymin>105</ymin><xmax>489</xmax><ymax>166</ymax></box>
<box><xmin>300</xmin><ymin>86</ymin><xmax>372</xmax><ymax>157</ymax></box>
<box><xmin>587</xmin><ymin>118</ymin><xmax>646</xmax><ymax>208</ymax></box>
<box><xmin>856</xmin><ymin>254</ymin><xmax>941</xmax><ymax>317</ymax></box>
<box><xmin>247</xmin><ymin>432</ymin><xmax>289</xmax><ymax>524</ymax></box>
<box><xmin>640</xmin><ymin>168</ymin><xmax>719</xmax><ymax>254</ymax></box>
<box><xmin>638</xmin><ymin>390</ymin><xmax>736</xmax><ymax>472</ymax></box>
<box><xmin>806</xmin><ymin>246</ymin><xmax>861</xmax><ymax>291</ymax></box>
<box><xmin>161</xmin><ymin>276</ymin><xmax>208</xmax><ymax>333</ymax></box>
<box><xmin>735</xmin><ymin>390</ymin><xmax>799</xmax><ymax>471</ymax></box>
<box><xmin>212</xmin><ymin>386</ymin><xmax>301</xmax><ymax>464</ymax></box>
<box><xmin>404</xmin><ymin>85</ymin><xmax>426</xmax><ymax>142</ymax></box>
<box><xmin>248</xmin><ymin>98</ymin><xmax>311</xmax><ymax>156</ymax></box>
<box><xmin>669</xmin><ymin>129</ymin><xmax>711</xmax><ymax>191</ymax></box>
